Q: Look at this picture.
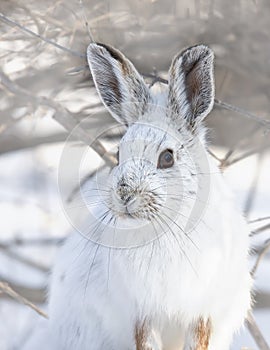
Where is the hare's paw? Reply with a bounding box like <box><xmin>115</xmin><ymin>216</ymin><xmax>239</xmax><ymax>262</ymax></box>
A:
<box><xmin>184</xmin><ymin>317</ymin><xmax>212</xmax><ymax>350</ymax></box>
<box><xmin>134</xmin><ymin>321</ymin><xmax>162</xmax><ymax>350</ymax></box>
<box><xmin>144</xmin><ymin>333</ymin><xmax>162</xmax><ymax>350</ymax></box>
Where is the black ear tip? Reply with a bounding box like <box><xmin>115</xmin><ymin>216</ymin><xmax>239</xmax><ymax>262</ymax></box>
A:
<box><xmin>87</xmin><ymin>42</ymin><xmax>108</xmax><ymax>56</ymax></box>
<box><xmin>181</xmin><ymin>44</ymin><xmax>214</xmax><ymax>63</ymax></box>
<box><xmin>87</xmin><ymin>42</ymin><xmax>125</xmax><ymax>65</ymax></box>
<box><xmin>87</xmin><ymin>43</ymin><xmax>101</xmax><ymax>58</ymax></box>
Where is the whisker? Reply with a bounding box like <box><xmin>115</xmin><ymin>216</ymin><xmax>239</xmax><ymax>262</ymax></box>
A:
<box><xmin>82</xmin><ymin>188</ymin><xmax>111</xmax><ymax>194</ymax></box>
<box><xmin>66</xmin><ymin>201</ymin><xmax>107</xmax><ymax>210</ymax></box>
<box><xmin>156</xmin><ymin>215</ymin><xmax>198</xmax><ymax>276</ymax></box>
<box><xmin>161</xmin><ymin>211</ymin><xmax>199</xmax><ymax>251</ymax></box>
<box><xmin>106</xmin><ymin>216</ymin><xmax>117</xmax><ymax>290</ymax></box>
<box><xmin>82</xmin><ymin>195</ymin><xmax>110</xmax><ymax>202</ymax></box>
<box><xmin>84</xmin><ymin>243</ymin><xmax>100</xmax><ymax>298</ymax></box>
<box><xmin>143</xmin><ymin>219</ymin><xmax>163</xmax><ymax>276</ymax></box>
<box><xmin>84</xmin><ymin>210</ymin><xmax>114</xmax><ymax>298</ymax></box>
<box><xmin>157</xmin><ymin>193</ymin><xmax>209</xmax><ymax>205</ymax></box>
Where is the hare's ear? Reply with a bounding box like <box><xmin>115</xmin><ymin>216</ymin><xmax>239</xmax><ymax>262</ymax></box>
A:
<box><xmin>168</xmin><ymin>45</ymin><xmax>214</xmax><ymax>126</ymax></box>
<box><xmin>87</xmin><ymin>43</ymin><xmax>151</xmax><ymax>125</ymax></box>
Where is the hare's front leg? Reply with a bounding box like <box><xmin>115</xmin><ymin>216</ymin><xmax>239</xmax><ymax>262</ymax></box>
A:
<box><xmin>134</xmin><ymin>320</ymin><xmax>162</xmax><ymax>350</ymax></box>
<box><xmin>184</xmin><ymin>318</ymin><xmax>212</xmax><ymax>350</ymax></box>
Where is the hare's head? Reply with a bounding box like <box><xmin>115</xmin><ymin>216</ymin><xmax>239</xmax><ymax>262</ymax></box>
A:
<box><xmin>87</xmin><ymin>43</ymin><xmax>214</xmax><ymax>228</ymax></box>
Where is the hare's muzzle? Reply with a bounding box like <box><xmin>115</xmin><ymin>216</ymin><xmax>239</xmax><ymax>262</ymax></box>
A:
<box><xmin>116</xmin><ymin>184</ymin><xmax>135</xmax><ymax>205</ymax></box>
<box><xmin>114</xmin><ymin>183</ymin><xmax>140</xmax><ymax>214</ymax></box>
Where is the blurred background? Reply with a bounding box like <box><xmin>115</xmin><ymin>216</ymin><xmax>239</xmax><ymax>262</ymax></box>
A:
<box><xmin>0</xmin><ymin>0</ymin><xmax>270</xmax><ymax>349</ymax></box>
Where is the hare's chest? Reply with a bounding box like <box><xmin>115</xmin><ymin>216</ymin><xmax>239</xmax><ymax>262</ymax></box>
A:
<box><xmin>117</xmin><ymin>239</ymin><xmax>224</xmax><ymax>322</ymax></box>
<box><xmin>117</xmin><ymin>250</ymin><xmax>199</xmax><ymax>317</ymax></box>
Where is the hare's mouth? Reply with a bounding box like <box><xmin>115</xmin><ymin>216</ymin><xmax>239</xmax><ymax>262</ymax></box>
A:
<box><xmin>111</xmin><ymin>192</ymin><xmax>143</xmax><ymax>219</ymax></box>
<box><xmin>110</xmin><ymin>190</ymin><xmax>161</xmax><ymax>221</ymax></box>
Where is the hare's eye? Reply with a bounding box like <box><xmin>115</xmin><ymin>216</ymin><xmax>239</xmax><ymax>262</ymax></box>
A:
<box><xmin>157</xmin><ymin>149</ymin><xmax>174</xmax><ymax>169</ymax></box>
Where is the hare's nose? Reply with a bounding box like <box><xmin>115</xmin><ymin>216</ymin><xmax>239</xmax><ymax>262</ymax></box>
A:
<box><xmin>122</xmin><ymin>194</ymin><xmax>135</xmax><ymax>205</ymax></box>
<box><xmin>116</xmin><ymin>184</ymin><xmax>135</xmax><ymax>205</ymax></box>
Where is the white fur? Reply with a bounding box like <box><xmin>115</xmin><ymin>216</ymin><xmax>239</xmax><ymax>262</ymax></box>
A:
<box><xmin>22</xmin><ymin>44</ymin><xmax>252</xmax><ymax>350</ymax></box>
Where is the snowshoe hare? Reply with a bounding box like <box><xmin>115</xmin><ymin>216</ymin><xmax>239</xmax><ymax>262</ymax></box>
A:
<box><xmin>23</xmin><ymin>43</ymin><xmax>252</xmax><ymax>350</ymax></box>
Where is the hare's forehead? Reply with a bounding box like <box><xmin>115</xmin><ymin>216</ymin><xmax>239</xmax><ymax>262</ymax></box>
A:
<box><xmin>120</xmin><ymin>123</ymin><xmax>179</xmax><ymax>149</ymax></box>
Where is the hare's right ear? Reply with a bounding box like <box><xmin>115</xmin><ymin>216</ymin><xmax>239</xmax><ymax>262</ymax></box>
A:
<box><xmin>168</xmin><ymin>45</ymin><xmax>215</xmax><ymax>127</ymax></box>
<box><xmin>87</xmin><ymin>43</ymin><xmax>151</xmax><ymax>125</ymax></box>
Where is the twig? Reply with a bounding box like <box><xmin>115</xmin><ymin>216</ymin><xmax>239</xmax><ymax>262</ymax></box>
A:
<box><xmin>244</xmin><ymin>153</ymin><xmax>263</xmax><ymax>217</ymax></box>
<box><xmin>0</xmin><ymin>71</ymin><xmax>117</xmax><ymax>167</ymax></box>
<box><xmin>0</xmin><ymin>132</ymin><xmax>70</xmax><ymax>155</ymax></box>
<box><xmin>0</xmin><ymin>13</ymin><xmax>84</xmax><ymax>58</ymax></box>
<box><xmin>219</xmin><ymin>149</ymin><xmax>234</xmax><ymax>170</ymax></box>
<box><xmin>248</xmin><ymin>216</ymin><xmax>270</xmax><ymax>224</ymax></box>
<box><xmin>0</xmin><ymin>276</ymin><xmax>46</xmax><ymax>304</ymax></box>
<box><xmin>250</xmin><ymin>223</ymin><xmax>270</xmax><ymax>236</ymax></box>
<box><xmin>214</xmin><ymin>99</ymin><xmax>270</xmax><ymax>129</ymax></box>
<box><xmin>255</xmin><ymin>291</ymin><xmax>270</xmax><ymax>309</ymax></box>
<box><xmin>0</xmin><ymin>237</ymin><xmax>64</xmax><ymax>247</ymax></box>
<box><xmin>79</xmin><ymin>0</ymin><xmax>94</xmax><ymax>42</ymax></box>
<box><xmin>142</xmin><ymin>73</ymin><xmax>168</xmax><ymax>85</ymax></box>
<box><xmin>0</xmin><ymin>281</ymin><xmax>48</xmax><ymax>319</ymax></box>
<box><xmin>207</xmin><ymin>149</ymin><xmax>222</xmax><ymax>162</ymax></box>
<box><xmin>246</xmin><ymin>311</ymin><xmax>270</xmax><ymax>350</ymax></box>
<box><xmin>251</xmin><ymin>241</ymin><xmax>270</xmax><ymax>277</ymax></box>
<box><xmin>224</xmin><ymin>143</ymin><xmax>270</xmax><ymax>168</ymax></box>
<box><xmin>219</xmin><ymin>124</ymin><xmax>262</xmax><ymax>169</ymax></box>
<box><xmin>0</xmin><ymin>244</ymin><xmax>49</xmax><ymax>272</ymax></box>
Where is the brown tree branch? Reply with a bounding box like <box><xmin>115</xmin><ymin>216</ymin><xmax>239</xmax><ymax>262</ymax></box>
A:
<box><xmin>0</xmin><ymin>281</ymin><xmax>48</xmax><ymax>319</ymax></box>
<box><xmin>246</xmin><ymin>311</ymin><xmax>270</xmax><ymax>350</ymax></box>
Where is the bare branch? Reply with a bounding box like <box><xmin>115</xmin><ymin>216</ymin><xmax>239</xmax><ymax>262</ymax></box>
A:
<box><xmin>255</xmin><ymin>291</ymin><xmax>270</xmax><ymax>309</ymax></box>
<box><xmin>248</xmin><ymin>216</ymin><xmax>270</xmax><ymax>224</ymax></box>
<box><xmin>214</xmin><ymin>99</ymin><xmax>270</xmax><ymax>130</ymax></box>
<box><xmin>0</xmin><ymin>244</ymin><xmax>49</xmax><ymax>272</ymax></box>
<box><xmin>223</xmin><ymin>143</ymin><xmax>270</xmax><ymax>168</ymax></box>
<box><xmin>142</xmin><ymin>73</ymin><xmax>168</xmax><ymax>85</ymax></box>
<box><xmin>246</xmin><ymin>311</ymin><xmax>270</xmax><ymax>350</ymax></box>
<box><xmin>0</xmin><ymin>132</ymin><xmax>70</xmax><ymax>155</ymax></box>
<box><xmin>207</xmin><ymin>149</ymin><xmax>222</xmax><ymax>162</ymax></box>
<box><xmin>0</xmin><ymin>281</ymin><xmax>48</xmax><ymax>319</ymax></box>
<box><xmin>0</xmin><ymin>13</ymin><xmax>84</xmax><ymax>58</ymax></box>
<box><xmin>0</xmin><ymin>237</ymin><xmax>64</xmax><ymax>247</ymax></box>
<box><xmin>251</xmin><ymin>241</ymin><xmax>270</xmax><ymax>277</ymax></box>
<box><xmin>250</xmin><ymin>223</ymin><xmax>270</xmax><ymax>236</ymax></box>
<box><xmin>79</xmin><ymin>0</ymin><xmax>94</xmax><ymax>42</ymax></box>
<box><xmin>0</xmin><ymin>71</ymin><xmax>117</xmax><ymax>167</ymax></box>
<box><xmin>219</xmin><ymin>124</ymin><xmax>263</xmax><ymax>170</ymax></box>
<box><xmin>244</xmin><ymin>153</ymin><xmax>263</xmax><ymax>217</ymax></box>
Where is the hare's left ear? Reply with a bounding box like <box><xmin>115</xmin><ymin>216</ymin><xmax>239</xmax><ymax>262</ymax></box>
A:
<box><xmin>168</xmin><ymin>45</ymin><xmax>215</xmax><ymax>126</ymax></box>
<box><xmin>87</xmin><ymin>43</ymin><xmax>151</xmax><ymax>125</ymax></box>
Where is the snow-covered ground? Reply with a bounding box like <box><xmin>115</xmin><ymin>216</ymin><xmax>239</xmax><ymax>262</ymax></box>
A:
<box><xmin>0</xmin><ymin>140</ymin><xmax>269</xmax><ymax>350</ymax></box>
